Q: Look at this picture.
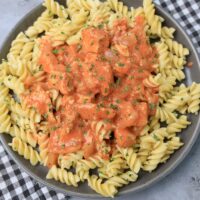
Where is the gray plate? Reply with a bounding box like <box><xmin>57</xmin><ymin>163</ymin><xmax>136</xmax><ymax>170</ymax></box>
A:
<box><xmin>0</xmin><ymin>0</ymin><xmax>200</xmax><ymax>199</ymax></box>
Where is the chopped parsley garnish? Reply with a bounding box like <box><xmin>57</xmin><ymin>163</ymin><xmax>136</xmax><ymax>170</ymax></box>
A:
<box><xmin>97</xmin><ymin>103</ymin><xmax>105</xmax><ymax>109</ymax></box>
<box><xmin>51</xmin><ymin>126</ymin><xmax>58</xmax><ymax>131</ymax></box>
<box><xmin>118</xmin><ymin>62</ymin><xmax>125</xmax><ymax>67</ymax></box>
<box><xmin>137</xmin><ymin>85</ymin><xmax>141</xmax><ymax>91</ymax></box>
<box><xmin>103</xmin><ymin>119</ymin><xmax>111</xmax><ymax>123</ymax></box>
<box><xmin>66</xmin><ymin>65</ymin><xmax>71</xmax><ymax>73</ymax></box>
<box><xmin>39</xmin><ymin>65</ymin><xmax>43</xmax><ymax>71</ymax></box>
<box><xmin>83</xmin><ymin>99</ymin><xmax>88</xmax><ymax>104</ymax></box>
<box><xmin>101</xmin><ymin>55</ymin><xmax>107</xmax><ymax>61</ymax></box>
<box><xmin>98</xmin><ymin>24</ymin><xmax>104</xmax><ymax>29</ymax></box>
<box><xmin>153</xmin><ymin>134</ymin><xmax>159</xmax><ymax>141</ymax></box>
<box><xmin>52</xmin><ymin>49</ymin><xmax>59</xmax><ymax>54</ymax></box>
<box><xmin>110</xmin><ymin>104</ymin><xmax>118</xmax><ymax>110</ymax></box>
<box><xmin>89</xmin><ymin>64</ymin><xmax>95</xmax><ymax>71</ymax></box>
<box><xmin>149</xmin><ymin>103</ymin><xmax>156</xmax><ymax>110</ymax></box>
<box><xmin>138</xmin><ymin>68</ymin><xmax>143</xmax><ymax>73</ymax></box>
<box><xmin>83</xmin><ymin>131</ymin><xmax>87</xmax><ymax>136</ymax></box>
<box><xmin>104</xmin><ymin>88</ymin><xmax>108</xmax><ymax>93</ymax></box>
<box><xmin>106</xmin><ymin>110</ymin><xmax>110</xmax><ymax>115</ymax></box>
<box><xmin>43</xmin><ymin>113</ymin><xmax>48</xmax><ymax>119</ymax></box>
<box><xmin>98</xmin><ymin>76</ymin><xmax>105</xmax><ymax>81</ymax></box>
<box><xmin>132</xmin><ymin>99</ymin><xmax>139</xmax><ymax>105</ymax></box>
<box><xmin>61</xmin><ymin>31</ymin><xmax>65</xmax><ymax>34</ymax></box>
<box><xmin>123</xmin><ymin>85</ymin><xmax>130</xmax><ymax>92</ymax></box>
<box><xmin>116</xmin><ymin>78</ymin><xmax>121</xmax><ymax>86</ymax></box>
<box><xmin>116</xmin><ymin>99</ymin><xmax>121</xmax><ymax>104</ymax></box>
<box><xmin>61</xmin><ymin>144</ymin><xmax>65</xmax><ymax>148</ymax></box>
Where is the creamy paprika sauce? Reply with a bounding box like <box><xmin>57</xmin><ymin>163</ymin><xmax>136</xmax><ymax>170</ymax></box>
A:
<box><xmin>23</xmin><ymin>16</ymin><xmax>159</xmax><ymax>163</ymax></box>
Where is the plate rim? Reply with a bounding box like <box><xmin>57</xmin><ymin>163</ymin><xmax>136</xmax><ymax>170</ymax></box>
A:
<box><xmin>0</xmin><ymin>2</ymin><xmax>200</xmax><ymax>198</ymax></box>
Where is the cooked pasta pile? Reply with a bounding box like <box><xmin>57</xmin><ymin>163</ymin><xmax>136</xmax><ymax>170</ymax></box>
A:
<box><xmin>0</xmin><ymin>0</ymin><xmax>200</xmax><ymax>197</ymax></box>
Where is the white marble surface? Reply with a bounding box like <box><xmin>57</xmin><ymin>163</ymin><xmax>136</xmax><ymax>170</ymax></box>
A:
<box><xmin>0</xmin><ymin>0</ymin><xmax>200</xmax><ymax>200</ymax></box>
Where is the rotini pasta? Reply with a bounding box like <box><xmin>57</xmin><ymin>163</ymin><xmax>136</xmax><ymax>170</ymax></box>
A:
<box><xmin>58</xmin><ymin>151</ymin><xmax>83</xmax><ymax>169</ymax></box>
<box><xmin>0</xmin><ymin>100</ymin><xmax>11</xmax><ymax>133</ymax></box>
<box><xmin>4</xmin><ymin>75</ymin><xmax>25</xmax><ymax>96</ymax></box>
<box><xmin>117</xmin><ymin>147</ymin><xmax>141</xmax><ymax>174</ymax></box>
<box><xmin>43</xmin><ymin>0</ymin><xmax>68</xmax><ymax>18</ymax></box>
<box><xmin>25</xmin><ymin>10</ymin><xmax>54</xmax><ymax>38</ymax></box>
<box><xmin>188</xmin><ymin>82</ymin><xmax>200</xmax><ymax>114</ymax></box>
<box><xmin>9</xmin><ymin>137</ymin><xmax>40</xmax><ymax>165</ymax></box>
<box><xmin>142</xmin><ymin>141</ymin><xmax>167</xmax><ymax>172</ymax></box>
<box><xmin>38</xmin><ymin>133</ymin><xmax>49</xmax><ymax>166</ymax></box>
<box><xmin>105</xmin><ymin>151</ymin><xmax>126</xmax><ymax>177</ymax></box>
<box><xmin>10</xmin><ymin>125</ymin><xmax>37</xmax><ymax>147</ymax></box>
<box><xmin>46</xmin><ymin>165</ymin><xmax>80</xmax><ymax>187</ymax></box>
<box><xmin>7</xmin><ymin>32</ymin><xmax>29</xmax><ymax>61</ymax></box>
<box><xmin>105</xmin><ymin>170</ymin><xmax>138</xmax><ymax>187</ymax></box>
<box><xmin>143</xmin><ymin>0</ymin><xmax>162</xmax><ymax>36</ymax></box>
<box><xmin>87</xmin><ymin>175</ymin><xmax>117</xmax><ymax>197</ymax></box>
<box><xmin>164</xmin><ymin>38</ymin><xmax>189</xmax><ymax>58</ymax></box>
<box><xmin>161</xmin><ymin>137</ymin><xmax>183</xmax><ymax>163</ymax></box>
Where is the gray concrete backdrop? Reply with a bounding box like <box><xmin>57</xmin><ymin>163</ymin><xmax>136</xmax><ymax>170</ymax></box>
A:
<box><xmin>0</xmin><ymin>0</ymin><xmax>200</xmax><ymax>200</ymax></box>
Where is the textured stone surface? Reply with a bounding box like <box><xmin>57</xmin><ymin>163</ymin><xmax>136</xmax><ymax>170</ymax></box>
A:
<box><xmin>0</xmin><ymin>0</ymin><xmax>200</xmax><ymax>200</ymax></box>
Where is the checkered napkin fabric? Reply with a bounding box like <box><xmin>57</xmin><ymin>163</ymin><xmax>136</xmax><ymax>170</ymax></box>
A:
<box><xmin>0</xmin><ymin>1</ymin><xmax>200</xmax><ymax>200</ymax></box>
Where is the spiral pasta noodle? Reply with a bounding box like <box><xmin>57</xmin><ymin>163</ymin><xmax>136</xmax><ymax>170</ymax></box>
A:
<box><xmin>142</xmin><ymin>141</ymin><xmax>167</xmax><ymax>172</ymax></box>
<box><xmin>10</xmin><ymin>125</ymin><xmax>37</xmax><ymax>147</ymax></box>
<box><xmin>106</xmin><ymin>151</ymin><xmax>126</xmax><ymax>177</ymax></box>
<box><xmin>0</xmin><ymin>83</ymin><xmax>9</xmax><ymax>102</ymax></box>
<box><xmin>161</xmin><ymin>137</ymin><xmax>183</xmax><ymax>163</ymax></box>
<box><xmin>10</xmin><ymin>112</ymin><xmax>36</xmax><ymax>134</ymax></box>
<box><xmin>149</xmin><ymin>117</ymin><xmax>160</xmax><ymax>132</ymax></box>
<box><xmin>0</xmin><ymin>100</ymin><xmax>11</xmax><ymax>133</ymax></box>
<box><xmin>58</xmin><ymin>151</ymin><xmax>83</xmax><ymax>169</ymax></box>
<box><xmin>143</xmin><ymin>0</ymin><xmax>162</xmax><ymax>36</ymax></box>
<box><xmin>87</xmin><ymin>175</ymin><xmax>117</xmax><ymax>197</ymax></box>
<box><xmin>37</xmin><ymin>133</ymin><xmax>49</xmax><ymax>166</ymax></box>
<box><xmin>166</xmin><ymin>115</ymin><xmax>191</xmax><ymax>136</ymax></box>
<box><xmin>108</xmin><ymin>0</ymin><xmax>129</xmax><ymax>17</ymax></box>
<box><xmin>164</xmin><ymin>38</ymin><xmax>189</xmax><ymax>58</ymax></box>
<box><xmin>105</xmin><ymin>171</ymin><xmax>138</xmax><ymax>187</ymax></box>
<box><xmin>117</xmin><ymin>146</ymin><xmax>141</xmax><ymax>174</ymax></box>
<box><xmin>7</xmin><ymin>33</ymin><xmax>29</xmax><ymax>60</ymax></box>
<box><xmin>155</xmin><ymin>106</ymin><xmax>177</xmax><ymax>123</ymax></box>
<box><xmin>161</xmin><ymin>26</ymin><xmax>175</xmax><ymax>39</ymax></box>
<box><xmin>155</xmin><ymin>41</ymin><xmax>171</xmax><ymax>73</ymax></box>
<box><xmin>43</xmin><ymin>0</ymin><xmax>68</xmax><ymax>18</ymax></box>
<box><xmin>9</xmin><ymin>98</ymin><xmax>41</xmax><ymax>123</ymax></box>
<box><xmin>76</xmin><ymin>156</ymin><xmax>106</xmax><ymax>181</ymax></box>
<box><xmin>170</xmin><ymin>52</ymin><xmax>186</xmax><ymax>69</ymax></box>
<box><xmin>9</xmin><ymin>137</ymin><xmax>40</xmax><ymax>165</ymax></box>
<box><xmin>129</xmin><ymin>7</ymin><xmax>144</xmax><ymax>21</ymax></box>
<box><xmin>137</xmin><ymin>135</ymin><xmax>157</xmax><ymax>164</ymax></box>
<box><xmin>25</xmin><ymin>10</ymin><xmax>53</xmax><ymax>38</ymax></box>
<box><xmin>46</xmin><ymin>165</ymin><xmax>80</xmax><ymax>187</ymax></box>
<box><xmin>4</xmin><ymin>75</ymin><xmax>25</xmax><ymax>96</ymax></box>
<box><xmin>188</xmin><ymin>82</ymin><xmax>200</xmax><ymax>114</ymax></box>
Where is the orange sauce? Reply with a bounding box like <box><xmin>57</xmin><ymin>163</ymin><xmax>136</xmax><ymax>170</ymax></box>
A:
<box><xmin>22</xmin><ymin>16</ymin><xmax>159</xmax><ymax>161</ymax></box>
